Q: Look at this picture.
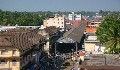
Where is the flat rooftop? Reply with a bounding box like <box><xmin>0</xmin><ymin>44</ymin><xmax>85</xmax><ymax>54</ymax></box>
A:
<box><xmin>83</xmin><ymin>54</ymin><xmax>120</xmax><ymax>66</ymax></box>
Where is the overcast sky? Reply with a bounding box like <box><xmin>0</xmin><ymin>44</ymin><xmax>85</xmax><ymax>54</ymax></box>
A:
<box><xmin>0</xmin><ymin>0</ymin><xmax>120</xmax><ymax>12</ymax></box>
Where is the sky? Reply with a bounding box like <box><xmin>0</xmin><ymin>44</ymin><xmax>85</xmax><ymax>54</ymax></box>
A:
<box><xmin>0</xmin><ymin>0</ymin><xmax>120</xmax><ymax>12</ymax></box>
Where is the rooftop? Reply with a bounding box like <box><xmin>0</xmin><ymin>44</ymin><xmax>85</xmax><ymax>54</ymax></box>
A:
<box><xmin>82</xmin><ymin>54</ymin><xmax>120</xmax><ymax>66</ymax></box>
<box><xmin>70</xmin><ymin>20</ymin><xmax>88</xmax><ymax>27</ymax></box>
<box><xmin>85</xmin><ymin>36</ymin><xmax>99</xmax><ymax>43</ymax></box>
<box><xmin>0</xmin><ymin>28</ymin><xmax>45</xmax><ymax>52</ymax></box>
<box><xmin>85</xmin><ymin>26</ymin><xmax>97</xmax><ymax>33</ymax></box>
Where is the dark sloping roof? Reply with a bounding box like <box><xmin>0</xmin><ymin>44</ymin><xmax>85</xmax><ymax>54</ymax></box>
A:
<box><xmin>68</xmin><ymin>23</ymin><xmax>87</xmax><ymax>43</ymax></box>
<box><xmin>0</xmin><ymin>36</ymin><xmax>12</xmax><ymax>46</ymax></box>
<box><xmin>0</xmin><ymin>28</ymin><xmax>45</xmax><ymax>51</ymax></box>
<box><xmin>45</xmin><ymin>26</ymin><xmax>60</xmax><ymax>36</ymax></box>
<box><xmin>66</xmin><ymin>24</ymin><xmax>72</xmax><ymax>30</ymax></box>
<box><xmin>57</xmin><ymin>22</ymin><xmax>87</xmax><ymax>43</ymax></box>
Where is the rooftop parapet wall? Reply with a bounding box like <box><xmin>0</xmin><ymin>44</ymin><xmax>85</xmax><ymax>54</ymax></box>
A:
<box><xmin>83</xmin><ymin>54</ymin><xmax>120</xmax><ymax>66</ymax></box>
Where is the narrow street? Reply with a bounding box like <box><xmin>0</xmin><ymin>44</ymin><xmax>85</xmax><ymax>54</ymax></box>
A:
<box><xmin>55</xmin><ymin>55</ymin><xmax>81</xmax><ymax>70</ymax></box>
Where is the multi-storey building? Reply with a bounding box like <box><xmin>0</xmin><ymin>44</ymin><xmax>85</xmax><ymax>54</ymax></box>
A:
<box><xmin>68</xmin><ymin>12</ymin><xmax>82</xmax><ymax>20</ymax></box>
<box><xmin>0</xmin><ymin>40</ymin><xmax>20</xmax><ymax>70</ymax></box>
<box><xmin>0</xmin><ymin>28</ymin><xmax>45</xmax><ymax>70</ymax></box>
<box><xmin>43</xmin><ymin>15</ymin><xmax>65</xmax><ymax>31</ymax></box>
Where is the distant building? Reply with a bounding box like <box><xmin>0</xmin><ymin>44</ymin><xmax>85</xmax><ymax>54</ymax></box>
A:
<box><xmin>84</xmin><ymin>20</ymin><xmax>101</xmax><ymax>35</ymax></box>
<box><xmin>43</xmin><ymin>15</ymin><xmax>65</xmax><ymax>31</ymax></box>
<box><xmin>84</xmin><ymin>20</ymin><xmax>105</xmax><ymax>54</ymax></box>
<box><xmin>75</xmin><ymin>14</ymin><xmax>82</xmax><ymax>20</ymax></box>
<box><xmin>68</xmin><ymin>12</ymin><xmax>82</xmax><ymax>20</ymax></box>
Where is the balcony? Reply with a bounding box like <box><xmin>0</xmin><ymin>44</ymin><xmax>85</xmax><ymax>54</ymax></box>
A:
<box><xmin>0</xmin><ymin>61</ymin><xmax>9</xmax><ymax>69</ymax></box>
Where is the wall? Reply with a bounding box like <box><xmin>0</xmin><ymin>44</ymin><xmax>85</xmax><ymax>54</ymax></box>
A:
<box><xmin>85</xmin><ymin>43</ymin><xmax>95</xmax><ymax>52</ymax></box>
<box><xmin>0</xmin><ymin>48</ymin><xmax>20</xmax><ymax>57</ymax></box>
<box><xmin>43</xmin><ymin>16</ymin><xmax>65</xmax><ymax>31</ymax></box>
<box><xmin>0</xmin><ymin>47</ymin><xmax>20</xmax><ymax>70</ymax></box>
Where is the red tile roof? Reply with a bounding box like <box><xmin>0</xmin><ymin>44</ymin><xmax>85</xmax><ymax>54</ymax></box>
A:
<box><xmin>85</xmin><ymin>26</ymin><xmax>97</xmax><ymax>33</ymax></box>
<box><xmin>70</xmin><ymin>20</ymin><xmax>88</xmax><ymax>27</ymax></box>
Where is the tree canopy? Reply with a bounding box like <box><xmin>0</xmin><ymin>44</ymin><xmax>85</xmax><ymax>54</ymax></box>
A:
<box><xmin>96</xmin><ymin>13</ymin><xmax>120</xmax><ymax>54</ymax></box>
<box><xmin>0</xmin><ymin>10</ymin><xmax>54</xmax><ymax>26</ymax></box>
<box><xmin>0</xmin><ymin>9</ymin><xmax>119</xmax><ymax>26</ymax></box>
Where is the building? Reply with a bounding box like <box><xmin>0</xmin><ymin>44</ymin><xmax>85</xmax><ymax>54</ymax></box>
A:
<box><xmin>0</xmin><ymin>38</ymin><xmax>20</xmax><ymax>70</ymax></box>
<box><xmin>70</xmin><ymin>20</ymin><xmax>87</xmax><ymax>27</ymax></box>
<box><xmin>56</xmin><ymin>22</ymin><xmax>87</xmax><ymax>53</ymax></box>
<box><xmin>84</xmin><ymin>36</ymin><xmax>105</xmax><ymax>54</ymax></box>
<box><xmin>38</xmin><ymin>26</ymin><xmax>60</xmax><ymax>54</ymax></box>
<box><xmin>0</xmin><ymin>26</ymin><xmax>40</xmax><ymax>31</ymax></box>
<box><xmin>68</xmin><ymin>12</ymin><xmax>82</xmax><ymax>20</ymax></box>
<box><xmin>43</xmin><ymin>15</ymin><xmax>65</xmax><ymax>31</ymax></box>
<box><xmin>0</xmin><ymin>28</ymin><xmax>46</xmax><ymax>70</ymax></box>
<box><xmin>81</xmin><ymin>54</ymin><xmax>120</xmax><ymax>70</ymax></box>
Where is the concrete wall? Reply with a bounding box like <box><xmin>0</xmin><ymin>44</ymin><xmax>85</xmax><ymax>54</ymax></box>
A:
<box><xmin>0</xmin><ymin>48</ymin><xmax>20</xmax><ymax>70</ymax></box>
<box><xmin>43</xmin><ymin>16</ymin><xmax>65</xmax><ymax>31</ymax></box>
<box><xmin>0</xmin><ymin>49</ymin><xmax>20</xmax><ymax>57</ymax></box>
<box><xmin>85</xmin><ymin>43</ymin><xmax>95</xmax><ymax>52</ymax></box>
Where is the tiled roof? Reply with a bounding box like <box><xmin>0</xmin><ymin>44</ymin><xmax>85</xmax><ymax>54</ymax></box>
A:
<box><xmin>70</xmin><ymin>20</ymin><xmax>88</xmax><ymax>27</ymax></box>
<box><xmin>68</xmin><ymin>23</ymin><xmax>87</xmax><ymax>43</ymax></box>
<box><xmin>45</xmin><ymin>26</ymin><xmax>60</xmax><ymax>36</ymax></box>
<box><xmin>0</xmin><ymin>36</ymin><xmax>12</xmax><ymax>46</ymax></box>
<box><xmin>58</xmin><ymin>21</ymin><xmax>87</xmax><ymax>43</ymax></box>
<box><xmin>0</xmin><ymin>27</ymin><xmax>59</xmax><ymax>51</ymax></box>
<box><xmin>0</xmin><ymin>28</ymin><xmax>45</xmax><ymax>52</ymax></box>
<box><xmin>85</xmin><ymin>26</ymin><xmax>97</xmax><ymax>33</ymax></box>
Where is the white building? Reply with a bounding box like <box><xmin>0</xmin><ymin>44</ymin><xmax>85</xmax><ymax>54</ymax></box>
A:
<box><xmin>68</xmin><ymin>12</ymin><xmax>82</xmax><ymax>20</ymax></box>
<box><xmin>84</xmin><ymin>36</ymin><xmax>105</xmax><ymax>54</ymax></box>
<box><xmin>75</xmin><ymin>14</ymin><xmax>82</xmax><ymax>20</ymax></box>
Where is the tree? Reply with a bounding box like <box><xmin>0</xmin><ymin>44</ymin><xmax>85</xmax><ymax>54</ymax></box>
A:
<box><xmin>96</xmin><ymin>13</ymin><xmax>120</xmax><ymax>54</ymax></box>
<box><xmin>0</xmin><ymin>10</ymin><xmax>54</xmax><ymax>26</ymax></box>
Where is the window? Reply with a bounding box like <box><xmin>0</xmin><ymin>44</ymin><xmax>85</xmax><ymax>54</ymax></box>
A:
<box><xmin>12</xmin><ymin>60</ymin><xmax>17</xmax><ymax>66</ymax></box>
<box><xmin>91</xmin><ymin>23</ymin><xmax>94</xmax><ymax>25</ymax></box>
<box><xmin>62</xmin><ymin>22</ymin><xmax>63</xmax><ymax>24</ymax></box>
<box><xmin>0</xmin><ymin>50</ymin><xmax>6</xmax><ymax>55</ymax></box>
<box><xmin>58</xmin><ymin>19</ymin><xmax>59</xmax><ymax>21</ymax></box>
<box><xmin>13</xmin><ymin>50</ymin><xmax>16</xmax><ymax>55</ymax></box>
<box><xmin>0</xmin><ymin>60</ymin><xmax>6</xmax><ymax>66</ymax></box>
<box><xmin>58</xmin><ymin>22</ymin><xmax>59</xmax><ymax>24</ymax></box>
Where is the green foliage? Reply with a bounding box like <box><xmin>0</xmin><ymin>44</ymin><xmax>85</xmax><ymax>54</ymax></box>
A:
<box><xmin>96</xmin><ymin>13</ymin><xmax>120</xmax><ymax>54</ymax></box>
<box><xmin>0</xmin><ymin>9</ymin><xmax>119</xmax><ymax>26</ymax></box>
<box><xmin>0</xmin><ymin>10</ymin><xmax>54</xmax><ymax>26</ymax></box>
